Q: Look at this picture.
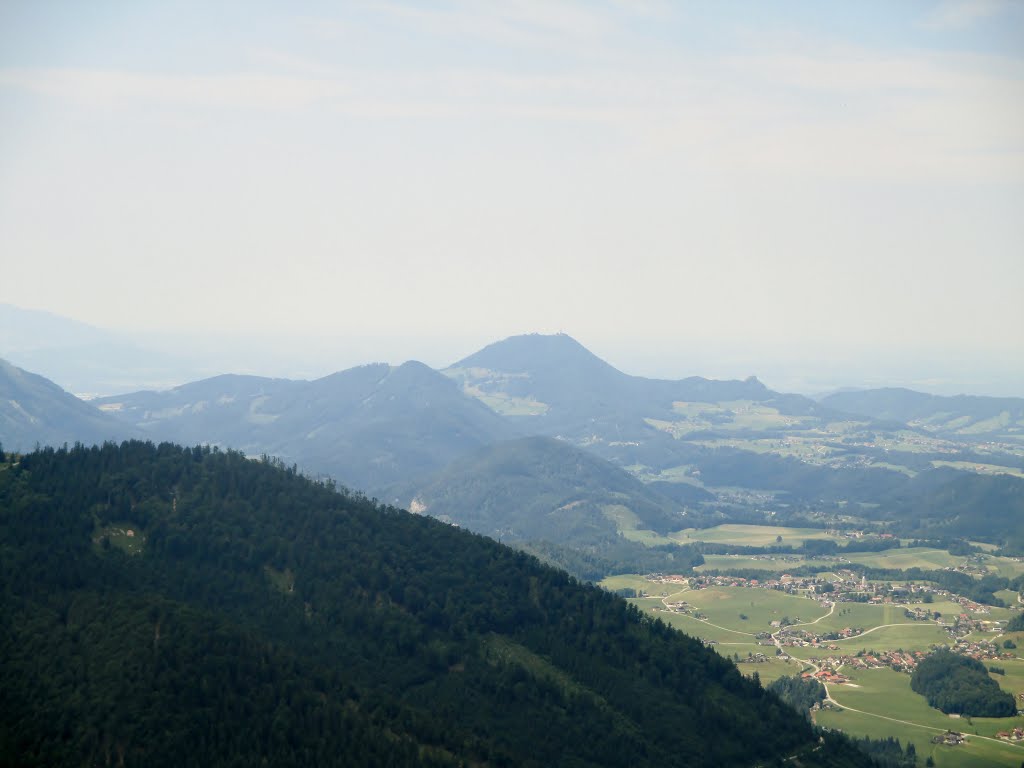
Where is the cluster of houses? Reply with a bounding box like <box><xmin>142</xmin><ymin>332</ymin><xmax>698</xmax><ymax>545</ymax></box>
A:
<box><xmin>688</xmin><ymin>572</ymin><xmax>829</xmax><ymax>597</ymax></box>
<box><xmin>930</xmin><ymin>731</ymin><xmax>966</xmax><ymax>746</ymax></box>
<box><xmin>995</xmin><ymin>727</ymin><xmax>1024</xmax><ymax>742</ymax></box>
<box><xmin>952</xmin><ymin>636</ymin><xmax>1015</xmax><ymax>662</ymax></box>
<box><xmin>804</xmin><ymin>651</ymin><xmax>923</xmax><ymax>674</ymax></box>
<box><xmin>802</xmin><ymin>668</ymin><xmax>849</xmax><ymax>685</ymax></box>
<box><xmin>775</xmin><ymin>626</ymin><xmax>865</xmax><ymax>650</ymax></box>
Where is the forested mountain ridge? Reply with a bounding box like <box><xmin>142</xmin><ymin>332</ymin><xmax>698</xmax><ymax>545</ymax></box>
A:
<box><xmin>95</xmin><ymin>361</ymin><xmax>515</xmax><ymax>492</ymax></box>
<box><xmin>0</xmin><ymin>358</ymin><xmax>135</xmax><ymax>452</ymax></box>
<box><xmin>394</xmin><ymin>435</ymin><xmax>687</xmax><ymax>541</ymax></box>
<box><xmin>0</xmin><ymin>441</ymin><xmax>872</xmax><ymax>767</ymax></box>
<box><xmin>8</xmin><ymin>334</ymin><xmax>1024</xmax><ymax>549</ymax></box>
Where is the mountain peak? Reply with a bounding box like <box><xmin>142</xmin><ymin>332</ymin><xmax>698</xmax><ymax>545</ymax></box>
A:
<box><xmin>450</xmin><ymin>333</ymin><xmax>621</xmax><ymax>377</ymax></box>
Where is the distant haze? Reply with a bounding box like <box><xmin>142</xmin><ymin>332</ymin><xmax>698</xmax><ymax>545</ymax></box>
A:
<box><xmin>1</xmin><ymin>2</ymin><xmax>1021</xmax><ymax>396</ymax></box>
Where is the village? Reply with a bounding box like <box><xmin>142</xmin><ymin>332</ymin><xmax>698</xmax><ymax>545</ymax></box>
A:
<box><xmin>641</xmin><ymin>568</ymin><xmax>1020</xmax><ymax>674</ymax></box>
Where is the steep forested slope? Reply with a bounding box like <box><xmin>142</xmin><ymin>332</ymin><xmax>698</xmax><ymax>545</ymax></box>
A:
<box><xmin>398</xmin><ymin>436</ymin><xmax>687</xmax><ymax>541</ymax></box>
<box><xmin>0</xmin><ymin>442</ymin><xmax>870</xmax><ymax>767</ymax></box>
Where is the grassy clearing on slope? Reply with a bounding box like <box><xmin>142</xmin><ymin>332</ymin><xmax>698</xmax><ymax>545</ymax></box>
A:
<box><xmin>92</xmin><ymin>521</ymin><xmax>145</xmax><ymax>555</ymax></box>
<box><xmin>601</xmin><ymin>504</ymin><xmax>676</xmax><ymax>546</ymax></box>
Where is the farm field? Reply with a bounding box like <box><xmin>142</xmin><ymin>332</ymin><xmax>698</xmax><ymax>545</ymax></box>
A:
<box><xmin>932</xmin><ymin>460</ymin><xmax>1024</xmax><ymax>479</ymax></box>
<box><xmin>600</xmin><ymin>546</ymin><xmax>1024</xmax><ymax>767</ymax></box>
<box><xmin>830</xmin><ymin>622</ymin><xmax>951</xmax><ymax>654</ymax></box>
<box><xmin>816</xmin><ymin>668</ymin><xmax>1024</xmax><ymax>767</ymax></box>
<box><xmin>696</xmin><ymin>554</ymin><xmax>810</xmax><ymax>572</ymax></box>
<box><xmin>672</xmin><ymin>524</ymin><xmax>844</xmax><ymax>547</ymax></box>
<box><xmin>682</xmin><ymin>585</ymin><xmax>827</xmax><ymax>633</ymax></box>
<box><xmin>842</xmin><ymin>548</ymin><xmax>965</xmax><ymax>570</ymax></box>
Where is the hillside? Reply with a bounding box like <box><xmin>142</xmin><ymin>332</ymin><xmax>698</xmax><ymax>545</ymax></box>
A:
<box><xmin>95</xmin><ymin>362</ymin><xmax>515</xmax><ymax>492</ymax></box>
<box><xmin>822</xmin><ymin>387</ymin><xmax>1024</xmax><ymax>442</ymax></box>
<box><xmin>0</xmin><ymin>358</ymin><xmax>135</xmax><ymax>452</ymax></box>
<box><xmin>0</xmin><ymin>442</ymin><xmax>871</xmax><ymax>767</ymax></box>
<box><xmin>398</xmin><ymin>436</ymin><xmax>688</xmax><ymax>542</ymax></box>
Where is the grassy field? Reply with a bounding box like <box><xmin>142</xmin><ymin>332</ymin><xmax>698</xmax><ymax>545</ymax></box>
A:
<box><xmin>843</xmin><ymin>548</ymin><xmax>966</xmax><ymax>570</ymax></box>
<box><xmin>816</xmin><ymin>667</ymin><xmax>1024</xmax><ymax>767</ymax></box>
<box><xmin>813</xmin><ymin>602</ymin><xmax>917</xmax><ymax>632</ymax></box>
<box><xmin>672</xmin><ymin>524</ymin><xmax>843</xmax><ymax>547</ymax></box>
<box><xmin>696</xmin><ymin>554</ymin><xmax>812</xmax><ymax>572</ymax></box>
<box><xmin>932</xmin><ymin>460</ymin><xmax>1024</xmax><ymax>479</ymax></box>
<box><xmin>673</xmin><ymin>585</ymin><xmax>827</xmax><ymax>633</ymax></box>
<box><xmin>832</xmin><ymin>623</ymin><xmax>951</xmax><ymax>654</ymax></box>
<box><xmin>601</xmin><ymin>504</ymin><xmax>676</xmax><ymax>546</ymax></box>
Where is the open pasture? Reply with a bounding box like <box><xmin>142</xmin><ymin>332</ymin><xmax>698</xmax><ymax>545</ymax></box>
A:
<box><xmin>842</xmin><ymin>547</ymin><xmax>965</xmax><ymax>570</ymax></box>
<box><xmin>682</xmin><ymin>585</ymin><xmax>827</xmax><ymax>633</ymax></box>
<box><xmin>696</xmin><ymin>554</ymin><xmax>813</xmax><ymax>573</ymax></box>
<box><xmin>817</xmin><ymin>668</ymin><xmax>1024</xmax><ymax>767</ymax></box>
<box><xmin>816</xmin><ymin>706</ymin><xmax>1022</xmax><ymax>768</ymax></box>
<box><xmin>830</xmin><ymin>622</ymin><xmax>950</xmax><ymax>654</ymax></box>
<box><xmin>813</xmin><ymin>602</ymin><xmax>918</xmax><ymax>633</ymax></box>
<box><xmin>932</xmin><ymin>460</ymin><xmax>1024</xmax><ymax>479</ymax></box>
<box><xmin>983</xmin><ymin>556</ymin><xmax>1024</xmax><ymax>580</ymax></box>
<box><xmin>672</xmin><ymin>524</ymin><xmax>843</xmax><ymax>548</ymax></box>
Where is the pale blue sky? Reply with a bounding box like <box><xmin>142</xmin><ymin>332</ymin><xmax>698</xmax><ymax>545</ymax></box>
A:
<box><xmin>1</xmin><ymin>1</ymin><xmax>1022</xmax><ymax>394</ymax></box>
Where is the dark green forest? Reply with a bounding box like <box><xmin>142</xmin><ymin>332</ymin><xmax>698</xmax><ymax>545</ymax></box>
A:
<box><xmin>767</xmin><ymin>675</ymin><xmax>826</xmax><ymax>720</ymax></box>
<box><xmin>0</xmin><ymin>442</ymin><xmax>873</xmax><ymax>767</ymax></box>
<box><xmin>909</xmin><ymin>650</ymin><xmax>1016</xmax><ymax>717</ymax></box>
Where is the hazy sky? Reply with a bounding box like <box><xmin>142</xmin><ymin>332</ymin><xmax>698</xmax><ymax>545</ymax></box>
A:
<box><xmin>1</xmin><ymin>1</ymin><xmax>1022</xmax><ymax>393</ymax></box>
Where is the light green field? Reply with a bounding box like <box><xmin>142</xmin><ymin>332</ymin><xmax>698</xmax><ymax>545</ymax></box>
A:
<box><xmin>813</xmin><ymin>602</ymin><xmax>918</xmax><ymax>633</ymax></box>
<box><xmin>932</xmin><ymin>460</ymin><xmax>1024</xmax><ymax>478</ymax></box>
<box><xmin>817</xmin><ymin>705</ymin><xmax>1022</xmax><ymax>768</ymax></box>
<box><xmin>816</xmin><ymin>667</ymin><xmax>1024</xmax><ymax>767</ymax></box>
<box><xmin>843</xmin><ymin>548</ymin><xmax>967</xmax><ymax>570</ymax></box>
<box><xmin>831</xmin><ymin>623</ymin><xmax>951</xmax><ymax>654</ymax></box>
<box><xmin>734</xmin><ymin>656</ymin><xmax>805</xmax><ymax>685</ymax></box>
<box><xmin>696</xmin><ymin>554</ymin><xmax>813</xmax><ymax>572</ymax></box>
<box><xmin>600</xmin><ymin>574</ymin><xmax>689</xmax><ymax>596</ymax></box>
<box><xmin>985</xmin><ymin>557</ymin><xmax>1024</xmax><ymax>580</ymax></box>
<box><xmin>601</xmin><ymin>504</ymin><xmax>676</xmax><ymax>545</ymax></box>
<box><xmin>679</xmin><ymin>585</ymin><xmax>827</xmax><ymax>633</ymax></box>
<box><xmin>632</xmin><ymin>464</ymin><xmax>708</xmax><ymax>486</ymax></box>
<box><xmin>989</xmin><ymin>657</ymin><xmax>1024</xmax><ymax>700</ymax></box>
<box><xmin>673</xmin><ymin>524</ymin><xmax>843</xmax><ymax>547</ymax></box>
<box><xmin>690</xmin><ymin>437</ymin><xmax>838</xmax><ymax>462</ymax></box>
<box><xmin>670</xmin><ymin>399</ymin><xmax>815</xmax><ymax>431</ymax></box>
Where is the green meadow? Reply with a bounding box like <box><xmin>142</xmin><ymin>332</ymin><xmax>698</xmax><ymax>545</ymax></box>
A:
<box><xmin>816</xmin><ymin>667</ymin><xmax>1024</xmax><ymax>767</ymax></box>
<box><xmin>672</xmin><ymin>524</ymin><xmax>843</xmax><ymax>547</ymax></box>
<box><xmin>696</xmin><ymin>554</ymin><xmax>810</xmax><ymax>572</ymax></box>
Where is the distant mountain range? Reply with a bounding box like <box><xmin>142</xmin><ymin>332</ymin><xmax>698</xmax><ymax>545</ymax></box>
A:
<box><xmin>3</xmin><ymin>331</ymin><xmax>1023</xmax><ymax>552</ymax></box>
